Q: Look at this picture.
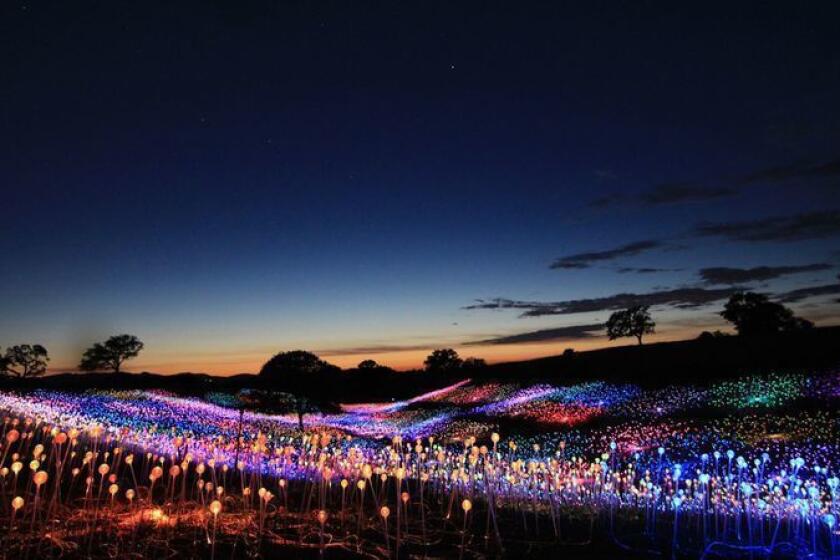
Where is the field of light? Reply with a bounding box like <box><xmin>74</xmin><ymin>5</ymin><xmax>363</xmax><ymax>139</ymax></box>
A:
<box><xmin>0</xmin><ymin>370</ymin><xmax>837</xmax><ymax>558</ymax></box>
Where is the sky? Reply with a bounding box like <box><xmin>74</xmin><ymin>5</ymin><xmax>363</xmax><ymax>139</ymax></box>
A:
<box><xmin>2</xmin><ymin>2</ymin><xmax>840</xmax><ymax>374</ymax></box>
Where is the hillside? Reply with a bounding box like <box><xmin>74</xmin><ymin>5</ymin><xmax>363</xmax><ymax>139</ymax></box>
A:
<box><xmin>480</xmin><ymin>325</ymin><xmax>840</xmax><ymax>386</ymax></box>
<box><xmin>3</xmin><ymin>326</ymin><xmax>839</xmax><ymax>399</ymax></box>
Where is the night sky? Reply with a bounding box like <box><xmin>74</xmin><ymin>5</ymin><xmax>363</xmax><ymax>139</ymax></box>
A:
<box><xmin>2</xmin><ymin>2</ymin><xmax>840</xmax><ymax>373</ymax></box>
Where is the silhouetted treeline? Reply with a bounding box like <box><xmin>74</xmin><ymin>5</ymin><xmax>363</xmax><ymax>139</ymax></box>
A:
<box><xmin>0</xmin><ymin>367</ymin><xmax>458</xmax><ymax>403</ymax></box>
<box><xmin>2</xmin><ymin>326</ymin><xmax>839</xmax><ymax>399</ymax></box>
<box><xmin>475</xmin><ymin>325</ymin><xmax>840</xmax><ymax>387</ymax></box>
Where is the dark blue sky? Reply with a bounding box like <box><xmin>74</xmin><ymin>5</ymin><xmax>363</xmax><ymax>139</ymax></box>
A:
<box><xmin>2</xmin><ymin>1</ymin><xmax>840</xmax><ymax>372</ymax></box>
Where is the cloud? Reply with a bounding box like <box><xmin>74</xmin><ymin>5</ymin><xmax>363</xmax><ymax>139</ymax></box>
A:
<box><xmin>316</xmin><ymin>343</ymin><xmax>437</xmax><ymax>357</ymax></box>
<box><xmin>588</xmin><ymin>184</ymin><xmax>733</xmax><ymax>208</ymax></box>
<box><xmin>464</xmin><ymin>286</ymin><xmax>745</xmax><ymax>318</ymax></box>
<box><xmin>640</xmin><ymin>183</ymin><xmax>735</xmax><ymax>205</ymax></box>
<box><xmin>617</xmin><ymin>267</ymin><xmax>679</xmax><ymax>274</ymax></box>
<box><xmin>699</xmin><ymin>263</ymin><xmax>833</xmax><ymax>285</ymax></box>
<box><xmin>467</xmin><ymin>323</ymin><xmax>605</xmax><ymax>345</ymax></box>
<box><xmin>775</xmin><ymin>274</ymin><xmax>840</xmax><ymax>303</ymax></box>
<box><xmin>695</xmin><ymin>210</ymin><xmax>840</xmax><ymax>242</ymax></box>
<box><xmin>588</xmin><ymin>156</ymin><xmax>840</xmax><ymax>209</ymax></box>
<box><xmin>739</xmin><ymin>157</ymin><xmax>840</xmax><ymax>185</ymax></box>
<box><xmin>550</xmin><ymin>240</ymin><xmax>662</xmax><ymax>269</ymax></box>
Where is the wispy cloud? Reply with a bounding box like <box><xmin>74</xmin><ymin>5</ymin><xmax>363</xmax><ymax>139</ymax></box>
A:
<box><xmin>617</xmin><ymin>267</ymin><xmax>680</xmax><ymax>274</ymax></box>
<box><xmin>640</xmin><ymin>183</ymin><xmax>735</xmax><ymax>205</ymax></box>
<box><xmin>775</xmin><ymin>274</ymin><xmax>840</xmax><ymax>303</ymax></box>
<box><xmin>316</xmin><ymin>343</ymin><xmax>438</xmax><ymax>357</ymax></box>
<box><xmin>738</xmin><ymin>157</ymin><xmax>840</xmax><ymax>185</ymax></box>
<box><xmin>592</xmin><ymin>184</ymin><xmax>734</xmax><ymax>208</ymax></box>
<box><xmin>700</xmin><ymin>263</ymin><xmax>833</xmax><ymax>285</ymax></box>
<box><xmin>464</xmin><ymin>286</ymin><xmax>744</xmax><ymax>318</ymax></box>
<box><xmin>588</xmin><ymin>155</ymin><xmax>840</xmax><ymax>208</ymax></box>
<box><xmin>550</xmin><ymin>240</ymin><xmax>663</xmax><ymax>269</ymax></box>
<box><xmin>466</xmin><ymin>323</ymin><xmax>604</xmax><ymax>345</ymax></box>
<box><xmin>695</xmin><ymin>210</ymin><xmax>840</xmax><ymax>242</ymax></box>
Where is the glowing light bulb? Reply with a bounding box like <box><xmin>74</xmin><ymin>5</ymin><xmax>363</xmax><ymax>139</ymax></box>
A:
<box><xmin>33</xmin><ymin>471</ymin><xmax>48</xmax><ymax>486</ymax></box>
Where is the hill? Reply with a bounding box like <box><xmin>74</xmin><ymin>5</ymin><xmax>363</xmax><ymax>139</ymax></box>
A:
<box><xmin>479</xmin><ymin>325</ymin><xmax>840</xmax><ymax>387</ymax></box>
<box><xmin>2</xmin><ymin>326</ymin><xmax>838</xmax><ymax>399</ymax></box>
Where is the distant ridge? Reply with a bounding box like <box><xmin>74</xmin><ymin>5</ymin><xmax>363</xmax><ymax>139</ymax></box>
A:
<box><xmin>6</xmin><ymin>326</ymin><xmax>839</xmax><ymax>400</ymax></box>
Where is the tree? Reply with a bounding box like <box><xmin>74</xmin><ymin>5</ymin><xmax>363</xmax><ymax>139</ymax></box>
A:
<box><xmin>357</xmin><ymin>359</ymin><xmax>380</xmax><ymax>370</ymax></box>
<box><xmin>461</xmin><ymin>357</ymin><xmax>487</xmax><ymax>370</ymax></box>
<box><xmin>606</xmin><ymin>305</ymin><xmax>655</xmax><ymax>345</ymax></box>
<box><xmin>79</xmin><ymin>334</ymin><xmax>144</xmax><ymax>373</ymax></box>
<box><xmin>424</xmin><ymin>348</ymin><xmax>463</xmax><ymax>372</ymax></box>
<box><xmin>257</xmin><ymin>350</ymin><xmax>340</xmax><ymax>430</ymax></box>
<box><xmin>720</xmin><ymin>292</ymin><xmax>813</xmax><ymax>335</ymax></box>
<box><xmin>2</xmin><ymin>344</ymin><xmax>49</xmax><ymax>378</ymax></box>
<box><xmin>698</xmin><ymin>330</ymin><xmax>731</xmax><ymax>341</ymax></box>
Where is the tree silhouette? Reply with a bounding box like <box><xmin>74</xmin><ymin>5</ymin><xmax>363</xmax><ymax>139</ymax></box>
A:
<box><xmin>357</xmin><ymin>359</ymin><xmax>380</xmax><ymax>369</ymax></box>
<box><xmin>257</xmin><ymin>350</ymin><xmax>340</xmax><ymax>430</ymax></box>
<box><xmin>698</xmin><ymin>330</ymin><xmax>730</xmax><ymax>341</ymax></box>
<box><xmin>606</xmin><ymin>305</ymin><xmax>655</xmax><ymax>345</ymax></box>
<box><xmin>2</xmin><ymin>344</ymin><xmax>49</xmax><ymax>378</ymax></box>
<box><xmin>424</xmin><ymin>348</ymin><xmax>463</xmax><ymax>372</ymax></box>
<box><xmin>79</xmin><ymin>334</ymin><xmax>144</xmax><ymax>373</ymax></box>
<box><xmin>461</xmin><ymin>357</ymin><xmax>487</xmax><ymax>370</ymax></box>
<box><xmin>721</xmin><ymin>292</ymin><xmax>814</xmax><ymax>335</ymax></box>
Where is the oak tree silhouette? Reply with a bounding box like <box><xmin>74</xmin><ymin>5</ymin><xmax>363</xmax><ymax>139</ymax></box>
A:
<box><xmin>721</xmin><ymin>292</ymin><xmax>813</xmax><ymax>335</ymax></box>
<box><xmin>258</xmin><ymin>350</ymin><xmax>340</xmax><ymax>430</ymax></box>
<box><xmin>424</xmin><ymin>348</ymin><xmax>463</xmax><ymax>373</ymax></box>
<box><xmin>79</xmin><ymin>334</ymin><xmax>144</xmax><ymax>373</ymax></box>
<box><xmin>1</xmin><ymin>344</ymin><xmax>49</xmax><ymax>378</ymax></box>
<box><xmin>606</xmin><ymin>305</ymin><xmax>655</xmax><ymax>345</ymax></box>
